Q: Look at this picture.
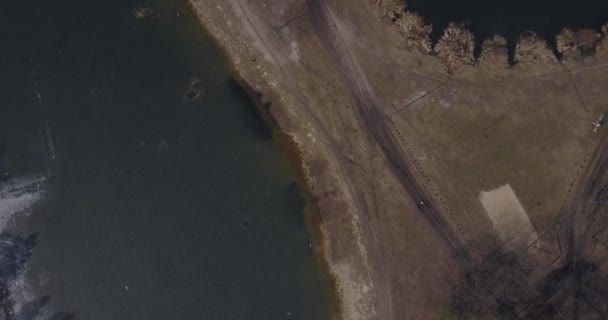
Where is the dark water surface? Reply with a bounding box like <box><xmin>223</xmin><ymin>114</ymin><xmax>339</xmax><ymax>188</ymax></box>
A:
<box><xmin>2</xmin><ymin>0</ymin><xmax>331</xmax><ymax>319</ymax></box>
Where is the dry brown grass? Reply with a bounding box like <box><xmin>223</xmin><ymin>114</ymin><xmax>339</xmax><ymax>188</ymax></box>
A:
<box><xmin>434</xmin><ymin>22</ymin><xmax>475</xmax><ymax>73</ymax></box>
<box><xmin>392</xmin><ymin>10</ymin><xmax>433</xmax><ymax>54</ymax></box>
<box><xmin>477</xmin><ymin>36</ymin><xmax>509</xmax><ymax>71</ymax></box>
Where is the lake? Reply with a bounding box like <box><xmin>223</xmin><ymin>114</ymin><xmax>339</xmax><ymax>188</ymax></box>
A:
<box><xmin>0</xmin><ymin>0</ymin><xmax>332</xmax><ymax>319</ymax></box>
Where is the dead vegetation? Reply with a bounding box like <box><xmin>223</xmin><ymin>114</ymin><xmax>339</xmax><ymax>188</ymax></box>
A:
<box><xmin>267</xmin><ymin>0</ymin><xmax>309</xmax><ymax>38</ymax></box>
<box><xmin>189</xmin><ymin>0</ymin><xmax>608</xmax><ymax>319</ymax></box>
<box><xmin>597</xmin><ymin>23</ymin><xmax>608</xmax><ymax>57</ymax></box>
<box><xmin>434</xmin><ymin>23</ymin><xmax>475</xmax><ymax>73</ymax></box>
<box><xmin>389</xmin><ymin>8</ymin><xmax>433</xmax><ymax>54</ymax></box>
<box><xmin>557</xmin><ymin>28</ymin><xmax>601</xmax><ymax>61</ymax></box>
<box><xmin>513</xmin><ymin>32</ymin><xmax>558</xmax><ymax>65</ymax></box>
<box><xmin>556</xmin><ymin>28</ymin><xmax>578</xmax><ymax>61</ymax></box>
<box><xmin>477</xmin><ymin>36</ymin><xmax>509</xmax><ymax>71</ymax></box>
<box><xmin>371</xmin><ymin>1</ymin><xmax>608</xmax><ymax>71</ymax></box>
<box><xmin>452</xmin><ymin>183</ymin><xmax>608</xmax><ymax>320</ymax></box>
<box><xmin>452</xmin><ymin>249</ymin><xmax>608</xmax><ymax>319</ymax></box>
<box><xmin>370</xmin><ymin>0</ymin><xmax>404</xmax><ymax>14</ymax></box>
<box><xmin>576</xmin><ymin>29</ymin><xmax>601</xmax><ymax>53</ymax></box>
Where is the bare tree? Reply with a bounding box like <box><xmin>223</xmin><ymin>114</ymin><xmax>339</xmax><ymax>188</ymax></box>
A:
<box><xmin>450</xmin><ymin>179</ymin><xmax>608</xmax><ymax>319</ymax></box>
<box><xmin>268</xmin><ymin>1</ymin><xmax>309</xmax><ymax>37</ymax></box>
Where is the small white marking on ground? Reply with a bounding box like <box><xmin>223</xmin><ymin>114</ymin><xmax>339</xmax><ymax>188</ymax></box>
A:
<box><xmin>288</xmin><ymin>41</ymin><xmax>300</xmax><ymax>62</ymax></box>
<box><xmin>404</xmin><ymin>90</ymin><xmax>427</xmax><ymax>105</ymax></box>
<box><xmin>438</xmin><ymin>98</ymin><xmax>451</xmax><ymax>108</ymax></box>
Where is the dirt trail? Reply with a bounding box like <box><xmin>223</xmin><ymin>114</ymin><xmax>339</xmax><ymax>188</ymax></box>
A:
<box><xmin>227</xmin><ymin>1</ymin><xmax>393</xmax><ymax>318</ymax></box>
<box><xmin>301</xmin><ymin>2</ymin><xmax>475</xmax><ymax>318</ymax></box>
<box><xmin>562</xmin><ymin>129</ymin><xmax>608</xmax><ymax>262</ymax></box>
<box><xmin>306</xmin><ymin>0</ymin><xmax>468</xmax><ymax>256</ymax></box>
<box><xmin>230</xmin><ymin>0</ymin><xmax>373</xmax><ymax>241</ymax></box>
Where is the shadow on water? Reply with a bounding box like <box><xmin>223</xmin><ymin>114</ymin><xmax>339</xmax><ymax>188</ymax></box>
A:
<box><xmin>225</xmin><ymin>78</ymin><xmax>273</xmax><ymax>140</ymax></box>
<box><xmin>406</xmin><ymin>0</ymin><xmax>608</xmax><ymax>60</ymax></box>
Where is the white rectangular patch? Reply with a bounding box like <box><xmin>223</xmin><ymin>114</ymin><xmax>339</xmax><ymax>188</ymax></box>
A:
<box><xmin>479</xmin><ymin>184</ymin><xmax>538</xmax><ymax>252</ymax></box>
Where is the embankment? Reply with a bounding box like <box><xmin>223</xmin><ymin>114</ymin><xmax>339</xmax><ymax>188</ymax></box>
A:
<box><xmin>184</xmin><ymin>1</ymin><xmax>345</xmax><ymax>318</ymax></box>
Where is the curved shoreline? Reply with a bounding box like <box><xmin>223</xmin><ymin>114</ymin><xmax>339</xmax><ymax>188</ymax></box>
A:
<box><xmin>182</xmin><ymin>1</ymin><xmax>344</xmax><ymax>318</ymax></box>
<box><xmin>229</xmin><ymin>74</ymin><xmax>343</xmax><ymax>318</ymax></box>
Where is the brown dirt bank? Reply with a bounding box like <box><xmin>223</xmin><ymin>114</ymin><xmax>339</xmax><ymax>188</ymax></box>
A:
<box><xmin>229</xmin><ymin>74</ymin><xmax>343</xmax><ymax>317</ymax></box>
<box><xmin>185</xmin><ymin>0</ymin><xmax>608</xmax><ymax>319</ymax></box>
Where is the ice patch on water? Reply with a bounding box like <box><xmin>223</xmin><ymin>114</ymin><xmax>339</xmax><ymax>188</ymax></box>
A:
<box><xmin>0</xmin><ymin>174</ymin><xmax>53</xmax><ymax>317</ymax></box>
<box><xmin>12</xmin><ymin>270</ymin><xmax>63</xmax><ymax>320</ymax></box>
<box><xmin>10</xmin><ymin>261</ymin><xmax>62</xmax><ymax>320</ymax></box>
<box><xmin>0</xmin><ymin>174</ymin><xmax>46</xmax><ymax>219</ymax></box>
<box><xmin>11</xmin><ymin>269</ymin><xmax>36</xmax><ymax>312</ymax></box>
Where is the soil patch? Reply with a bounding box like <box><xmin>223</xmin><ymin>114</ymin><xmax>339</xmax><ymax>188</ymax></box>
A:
<box><xmin>479</xmin><ymin>183</ymin><xmax>538</xmax><ymax>252</ymax></box>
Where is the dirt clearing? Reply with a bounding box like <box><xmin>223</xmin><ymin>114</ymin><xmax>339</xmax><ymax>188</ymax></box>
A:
<box><xmin>479</xmin><ymin>184</ymin><xmax>539</xmax><ymax>252</ymax></box>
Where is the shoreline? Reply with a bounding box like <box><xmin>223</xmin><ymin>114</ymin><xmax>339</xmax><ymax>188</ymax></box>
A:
<box><xmin>229</xmin><ymin>74</ymin><xmax>343</xmax><ymax>318</ymax></box>
<box><xmin>182</xmin><ymin>1</ymin><xmax>344</xmax><ymax>318</ymax></box>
